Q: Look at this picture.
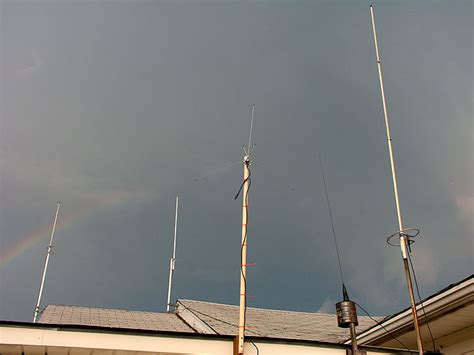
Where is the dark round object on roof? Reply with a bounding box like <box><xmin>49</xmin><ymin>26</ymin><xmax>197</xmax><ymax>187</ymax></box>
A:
<box><xmin>336</xmin><ymin>300</ymin><xmax>358</xmax><ymax>328</ymax></box>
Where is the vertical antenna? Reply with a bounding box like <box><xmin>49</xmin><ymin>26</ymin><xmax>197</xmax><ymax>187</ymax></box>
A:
<box><xmin>369</xmin><ymin>6</ymin><xmax>424</xmax><ymax>354</ymax></box>
<box><xmin>166</xmin><ymin>195</ymin><xmax>179</xmax><ymax>312</ymax></box>
<box><xmin>319</xmin><ymin>155</ymin><xmax>345</xmax><ymax>287</ymax></box>
<box><xmin>235</xmin><ymin>106</ymin><xmax>255</xmax><ymax>355</ymax></box>
<box><xmin>319</xmin><ymin>156</ymin><xmax>359</xmax><ymax>355</ymax></box>
<box><xmin>33</xmin><ymin>201</ymin><xmax>61</xmax><ymax>323</ymax></box>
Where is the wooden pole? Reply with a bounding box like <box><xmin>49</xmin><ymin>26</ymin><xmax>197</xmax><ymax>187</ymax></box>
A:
<box><xmin>236</xmin><ymin>157</ymin><xmax>250</xmax><ymax>355</ymax></box>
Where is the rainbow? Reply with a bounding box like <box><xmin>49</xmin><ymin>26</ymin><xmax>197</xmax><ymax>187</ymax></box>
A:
<box><xmin>0</xmin><ymin>188</ymin><xmax>149</xmax><ymax>268</ymax></box>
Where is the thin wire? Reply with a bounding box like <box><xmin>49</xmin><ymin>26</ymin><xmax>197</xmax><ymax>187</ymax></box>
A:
<box><xmin>177</xmin><ymin>303</ymin><xmax>219</xmax><ymax>334</ymax></box>
<box><xmin>184</xmin><ymin>303</ymin><xmax>263</xmax><ymax>336</ymax></box>
<box><xmin>249</xmin><ymin>338</ymin><xmax>260</xmax><ymax>355</ymax></box>
<box><xmin>355</xmin><ymin>302</ymin><xmax>414</xmax><ymax>353</ymax></box>
<box><xmin>407</xmin><ymin>251</ymin><xmax>437</xmax><ymax>352</ymax></box>
<box><xmin>319</xmin><ymin>154</ymin><xmax>345</xmax><ymax>286</ymax></box>
<box><xmin>180</xmin><ymin>301</ymin><xmax>265</xmax><ymax>345</ymax></box>
<box><xmin>354</xmin><ymin>302</ymin><xmax>415</xmax><ymax>353</ymax></box>
<box><xmin>194</xmin><ymin>160</ymin><xmax>242</xmax><ymax>181</ymax></box>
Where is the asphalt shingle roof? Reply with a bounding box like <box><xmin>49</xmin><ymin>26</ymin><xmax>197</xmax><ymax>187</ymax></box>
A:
<box><xmin>39</xmin><ymin>304</ymin><xmax>195</xmax><ymax>333</ymax></box>
<box><xmin>38</xmin><ymin>300</ymin><xmax>383</xmax><ymax>344</ymax></box>
<box><xmin>177</xmin><ymin>299</ymin><xmax>383</xmax><ymax>343</ymax></box>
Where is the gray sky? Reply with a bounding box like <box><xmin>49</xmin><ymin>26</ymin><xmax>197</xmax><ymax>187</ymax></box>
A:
<box><xmin>0</xmin><ymin>0</ymin><xmax>472</xmax><ymax>322</ymax></box>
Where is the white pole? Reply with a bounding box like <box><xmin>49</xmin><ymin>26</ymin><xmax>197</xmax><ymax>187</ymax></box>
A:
<box><xmin>236</xmin><ymin>157</ymin><xmax>250</xmax><ymax>355</ymax></box>
<box><xmin>33</xmin><ymin>202</ymin><xmax>61</xmax><ymax>323</ymax></box>
<box><xmin>247</xmin><ymin>104</ymin><xmax>255</xmax><ymax>154</ymax></box>
<box><xmin>166</xmin><ymin>196</ymin><xmax>179</xmax><ymax>312</ymax></box>
<box><xmin>369</xmin><ymin>6</ymin><xmax>423</xmax><ymax>354</ymax></box>
<box><xmin>236</xmin><ymin>105</ymin><xmax>255</xmax><ymax>355</ymax></box>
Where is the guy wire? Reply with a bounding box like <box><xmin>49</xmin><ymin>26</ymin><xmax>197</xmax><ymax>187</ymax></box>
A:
<box><xmin>319</xmin><ymin>154</ymin><xmax>345</xmax><ymax>286</ymax></box>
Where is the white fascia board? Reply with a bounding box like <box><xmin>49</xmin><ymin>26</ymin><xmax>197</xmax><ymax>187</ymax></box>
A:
<box><xmin>0</xmin><ymin>325</ymin><xmax>409</xmax><ymax>355</ymax></box>
<box><xmin>0</xmin><ymin>325</ymin><xmax>230</xmax><ymax>354</ymax></box>
<box><xmin>351</xmin><ymin>278</ymin><xmax>474</xmax><ymax>345</ymax></box>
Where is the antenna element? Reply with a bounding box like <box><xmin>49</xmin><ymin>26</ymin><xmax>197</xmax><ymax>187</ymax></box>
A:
<box><xmin>33</xmin><ymin>201</ymin><xmax>61</xmax><ymax>323</ymax></box>
<box><xmin>318</xmin><ymin>156</ymin><xmax>359</xmax><ymax>354</ymax></box>
<box><xmin>369</xmin><ymin>6</ymin><xmax>423</xmax><ymax>354</ymax></box>
<box><xmin>247</xmin><ymin>104</ymin><xmax>255</xmax><ymax>155</ymax></box>
<box><xmin>166</xmin><ymin>196</ymin><xmax>179</xmax><ymax>312</ymax></box>
<box><xmin>235</xmin><ymin>106</ymin><xmax>255</xmax><ymax>355</ymax></box>
<box><xmin>319</xmin><ymin>155</ymin><xmax>345</xmax><ymax>286</ymax></box>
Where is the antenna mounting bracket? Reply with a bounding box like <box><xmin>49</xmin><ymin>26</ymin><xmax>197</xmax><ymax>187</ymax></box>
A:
<box><xmin>386</xmin><ymin>228</ymin><xmax>420</xmax><ymax>247</ymax></box>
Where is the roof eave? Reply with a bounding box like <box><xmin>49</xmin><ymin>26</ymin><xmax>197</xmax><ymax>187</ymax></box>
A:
<box><xmin>350</xmin><ymin>276</ymin><xmax>474</xmax><ymax>345</ymax></box>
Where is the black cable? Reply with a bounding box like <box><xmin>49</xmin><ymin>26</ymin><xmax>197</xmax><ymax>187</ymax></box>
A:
<box><xmin>354</xmin><ymin>301</ymin><xmax>415</xmax><ymax>354</ymax></box>
<box><xmin>319</xmin><ymin>154</ymin><xmax>345</xmax><ymax>286</ymax></box>
<box><xmin>407</xmin><ymin>251</ymin><xmax>437</xmax><ymax>352</ymax></box>
<box><xmin>183</xmin><ymin>304</ymin><xmax>262</xmax><ymax>354</ymax></box>
<box><xmin>234</xmin><ymin>170</ymin><xmax>251</xmax><ymax>200</ymax></box>
<box><xmin>249</xmin><ymin>338</ymin><xmax>260</xmax><ymax>355</ymax></box>
<box><xmin>183</xmin><ymin>304</ymin><xmax>263</xmax><ymax>337</ymax></box>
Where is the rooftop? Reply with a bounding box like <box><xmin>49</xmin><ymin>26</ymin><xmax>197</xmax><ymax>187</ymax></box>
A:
<box><xmin>38</xmin><ymin>299</ymin><xmax>382</xmax><ymax>344</ymax></box>
<box><xmin>176</xmin><ymin>299</ymin><xmax>382</xmax><ymax>343</ymax></box>
<box><xmin>39</xmin><ymin>304</ymin><xmax>195</xmax><ymax>333</ymax></box>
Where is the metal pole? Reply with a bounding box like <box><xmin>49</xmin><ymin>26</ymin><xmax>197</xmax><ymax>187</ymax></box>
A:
<box><xmin>33</xmin><ymin>202</ymin><xmax>61</xmax><ymax>323</ymax></box>
<box><xmin>237</xmin><ymin>158</ymin><xmax>250</xmax><ymax>355</ymax></box>
<box><xmin>166</xmin><ymin>196</ymin><xmax>179</xmax><ymax>312</ymax></box>
<box><xmin>369</xmin><ymin>6</ymin><xmax>424</xmax><ymax>354</ymax></box>
<box><xmin>350</xmin><ymin>323</ymin><xmax>358</xmax><ymax>355</ymax></box>
<box><xmin>247</xmin><ymin>105</ymin><xmax>255</xmax><ymax>154</ymax></box>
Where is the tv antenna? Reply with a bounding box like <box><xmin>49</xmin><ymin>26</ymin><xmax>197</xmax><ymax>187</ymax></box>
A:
<box><xmin>369</xmin><ymin>6</ymin><xmax>423</xmax><ymax>354</ymax></box>
<box><xmin>234</xmin><ymin>104</ymin><xmax>255</xmax><ymax>355</ymax></box>
<box><xmin>166</xmin><ymin>196</ymin><xmax>179</xmax><ymax>312</ymax></box>
<box><xmin>318</xmin><ymin>155</ymin><xmax>359</xmax><ymax>355</ymax></box>
<box><xmin>33</xmin><ymin>201</ymin><xmax>61</xmax><ymax>323</ymax></box>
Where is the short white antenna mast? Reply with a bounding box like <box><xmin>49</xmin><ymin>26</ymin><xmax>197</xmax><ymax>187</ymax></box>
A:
<box><xmin>33</xmin><ymin>201</ymin><xmax>61</xmax><ymax>323</ymax></box>
<box><xmin>369</xmin><ymin>6</ymin><xmax>423</xmax><ymax>354</ymax></box>
<box><xmin>166</xmin><ymin>196</ymin><xmax>179</xmax><ymax>312</ymax></box>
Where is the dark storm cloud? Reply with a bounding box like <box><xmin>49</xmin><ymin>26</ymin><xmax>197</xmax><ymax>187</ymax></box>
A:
<box><xmin>0</xmin><ymin>0</ymin><xmax>472</xmax><ymax>321</ymax></box>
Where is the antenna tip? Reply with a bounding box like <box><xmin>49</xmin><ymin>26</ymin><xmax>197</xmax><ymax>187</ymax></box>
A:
<box><xmin>369</xmin><ymin>4</ymin><xmax>373</xmax><ymax>8</ymax></box>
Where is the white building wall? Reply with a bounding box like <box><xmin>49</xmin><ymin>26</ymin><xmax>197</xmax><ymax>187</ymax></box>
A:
<box><xmin>0</xmin><ymin>325</ymin><xmax>409</xmax><ymax>355</ymax></box>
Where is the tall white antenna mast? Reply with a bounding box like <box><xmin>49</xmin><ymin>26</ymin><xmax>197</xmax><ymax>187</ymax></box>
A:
<box><xmin>33</xmin><ymin>201</ymin><xmax>61</xmax><ymax>323</ymax></box>
<box><xmin>235</xmin><ymin>104</ymin><xmax>255</xmax><ymax>355</ymax></box>
<box><xmin>166</xmin><ymin>195</ymin><xmax>179</xmax><ymax>312</ymax></box>
<box><xmin>369</xmin><ymin>6</ymin><xmax>423</xmax><ymax>354</ymax></box>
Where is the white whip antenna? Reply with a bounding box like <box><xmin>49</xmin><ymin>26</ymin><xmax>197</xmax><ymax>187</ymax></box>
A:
<box><xmin>166</xmin><ymin>196</ymin><xmax>179</xmax><ymax>312</ymax></box>
<box><xmin>247</xmin><ymin>104</ymin><xmax>255</xmax><ymax>155</ymax></box>
<box><xmin>369</xmin><ymin>6</ymin><xmax>423</xmax><ymax>354</ymax></box>
<box><xmin>33</xmin><ymin>201</ymin><xmax>61</xmax><ymax>323</ymax></box>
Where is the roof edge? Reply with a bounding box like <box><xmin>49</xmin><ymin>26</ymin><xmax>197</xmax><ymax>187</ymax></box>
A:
<box><xmin>352</xmin><ymin>275</ymin><xmax>474</xmax><ymax>345</ymax></box>
<box><xmin>175</xmin><ymin>300</ymin><xmax>218</xmax><ymax>334</ymax></box>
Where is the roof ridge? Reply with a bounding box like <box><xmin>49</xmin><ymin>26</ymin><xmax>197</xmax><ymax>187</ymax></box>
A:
<box><xmin>43</xmin><ymin>304</ymin><xmax>170</xmax><ymax>315</ymax></box>
<box><xmin>178</xmin><ymin>299</ymin><xmax>380</xmax><ymax>317</ymax></box>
